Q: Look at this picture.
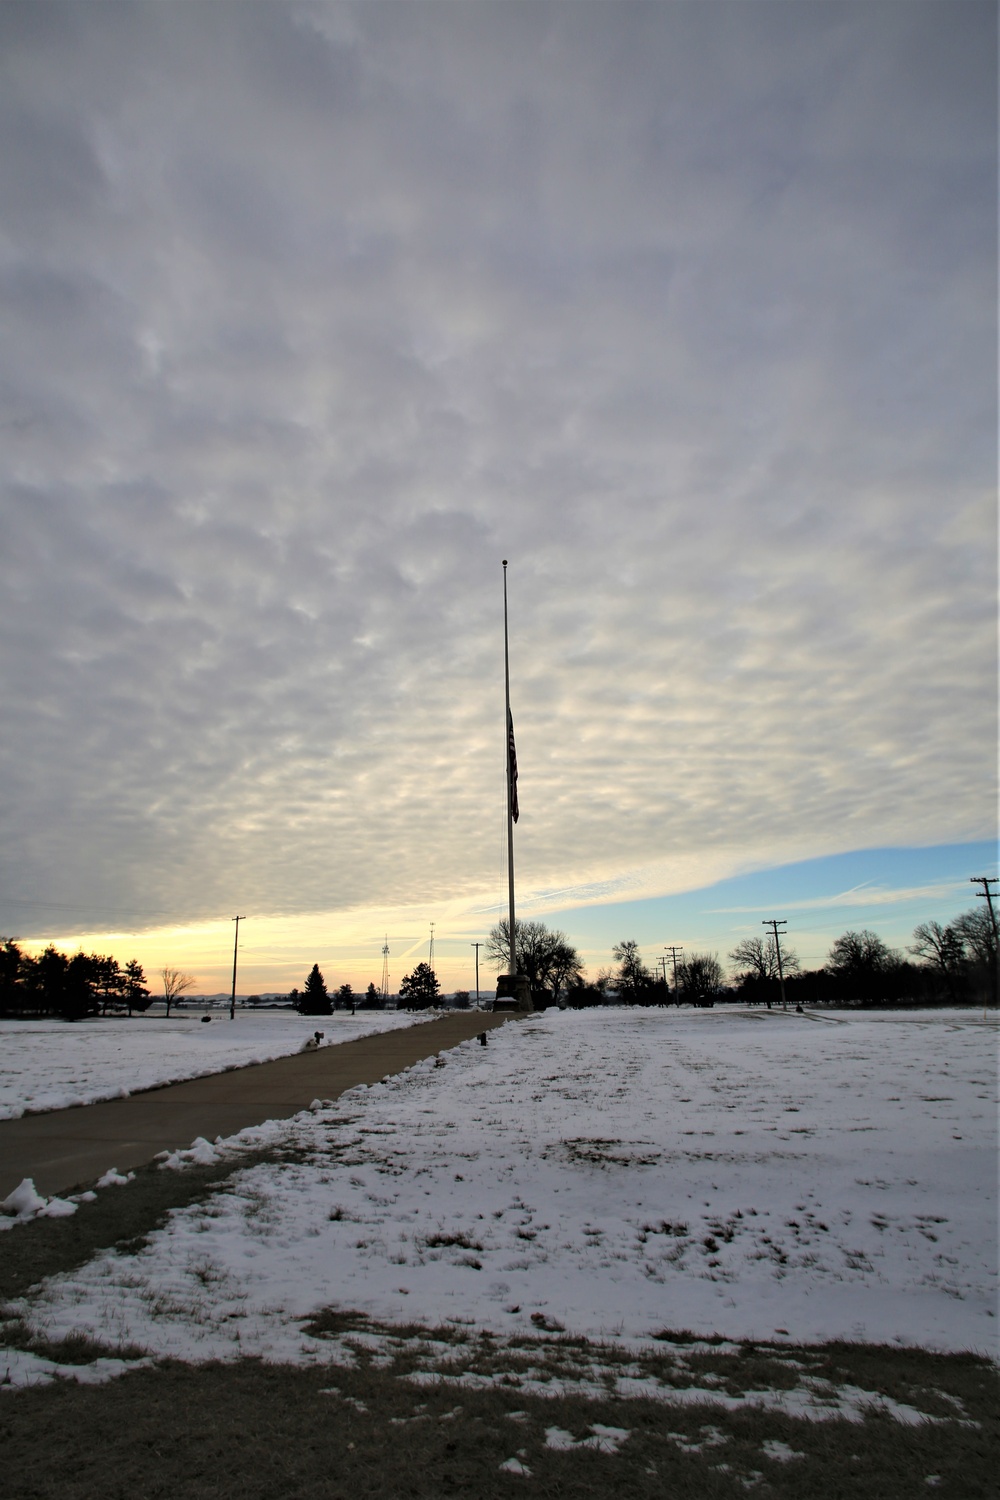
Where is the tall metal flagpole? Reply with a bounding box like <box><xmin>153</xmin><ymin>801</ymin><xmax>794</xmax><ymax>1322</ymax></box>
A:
<box><xmin>503</xmin><ymin>560</ymin><xmax>517</xmax><ymax>981</ymax></box>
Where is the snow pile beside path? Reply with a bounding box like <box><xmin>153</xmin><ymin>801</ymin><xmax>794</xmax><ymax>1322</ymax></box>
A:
<box><xmin>94</xmin><ymin>1169</ymin><xmax>135</xmax><ymax>1189</ymax></box>
<box><xmin>0</xmin><ymin>1010</ymin><xmax>435</xmax><ymax>1119</ymax></box>
<box><xmin>1</xmin><ymin>1178</ymin><xmax>78</xmax><ymax>1225</ymax></box>
<box><xmin>155</xmin><ymin>1137</ymin><xmax>221</xmax><ymax>1171</ymax></box>
<box><xmin>2</xmin><ymin>1165</ymin><xmax>141</xmax><ymax>1227</ymax></box>
<box><xmin>9</xmin><ymin>1009</ymin><xmax>998</xmax><ymax>1371</ymax></box>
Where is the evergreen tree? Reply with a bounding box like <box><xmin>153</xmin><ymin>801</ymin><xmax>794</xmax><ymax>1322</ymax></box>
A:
<box><xmin>124</xmin><ymin>959</ymin><xmax>151</xmax><ymax>1016</ymax></box>
<box><xmin>0</xmin><ymin>938</ymin><xmax>23</xmax><ymax>1016</ymax></box>
<box><xmin>298</xmin><ymin>964</ymin><xmax>331</xmax><ymax>1016</ymax></box>
<box><xmin>362</xmin><ymin>982</ymin><xmax>381</xmax><ymax>1009</ymax></box>
<box><xmin>93</xmin><ymin>955</ymin><xmax>123</xmax><ymax>1014</ymax></box>
<box><xmin>335</xmin><ymin>982</ymin><xmax>355</xmax><ymax>1011</ymax></box>
<box><xmin>62</xmin><ymin>952</ymin><xmax>102</xmax><ymax>1021</ymax></box>
<box><xmin>398</xmin><ymin>962</ymin><xmax>440</xmax><ymax>1009</ymax></box>
<box><xmin>35</xmin><ymin>945</ymin><xmax>69</xmax><ymax>1015</ymax></box>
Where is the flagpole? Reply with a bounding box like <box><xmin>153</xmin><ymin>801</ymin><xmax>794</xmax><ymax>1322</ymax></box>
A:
<box><xmin>503</xmin><ymin>559</ymin><xmax>517</xmax><ymax>979</ymax></box>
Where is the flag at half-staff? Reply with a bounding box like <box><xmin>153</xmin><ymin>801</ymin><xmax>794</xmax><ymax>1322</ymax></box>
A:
<box><xmin>507</xmin><ymin>708</ymin><xmax>519</xmax><ymax>823</ymax></box>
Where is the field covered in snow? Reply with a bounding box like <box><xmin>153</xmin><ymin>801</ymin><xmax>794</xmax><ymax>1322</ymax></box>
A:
<box><xmin>6</xmin><ymin>1006</ymin><xmax>996</xmax><ymax>1392</ymax></box>
<box><xmin>0</xmin><ymin>1009</ymin><xmax>432</xmax><ymax>1119</ymax></box>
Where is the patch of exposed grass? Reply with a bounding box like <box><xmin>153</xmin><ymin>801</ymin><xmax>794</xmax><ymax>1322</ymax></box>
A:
<box><xmin>1</xmin><ymin>1318</ymin><xmax>148</xmax><ymax>1366</ymax></box>
<box><xmin>0</xmin><ymin>1146</ymin><xmax>297</xmax><ymax>1305</ymax></box>
<box><xmin>299</xmin><ymin>1308</ymin><xmax>997</xmax><ymax>1438</ymax></box>
<box><xmin>421</xmin><ymin>1231</ymin><xmax>483</xmax><ymax>1251</ymax></box>
<box><xmin>302</xmin><ymin>1309</ymin><xmax>471</xmax><ymax>1347</ymax></box>
<box><xmin>0</xmin><ymin>1345</ymin><xmax>996</xmax><ymax>1499</ymax></box>
<box><xmin>799</xmin><ymin>1340</ymin><xmax>997</xmax><ymax>1424</ymax></box>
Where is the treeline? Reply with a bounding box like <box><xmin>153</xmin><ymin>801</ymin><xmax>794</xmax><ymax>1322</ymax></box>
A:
<box><xmin>283</xmin><ymin>944</ymin><xmax>562</xmax><ymax>1015</ymax></box>
<box><xmin>565</xmin><ymin>939</ymin><xmax>722</xmax><ymax>1009</ymax></box>
<box><xmin>0</xmin><ymin>939</ymin><xmax>150</xmax><ymax>1020</ymax></box>
<box><xmin>728</xmin><ymin>912</ymin><xmax>997</xmax><ymax>1009</ymax></box>
<box><xmin>289</xmin><ymin>961</ymin><xmax>457</xmax><ymax>1014</ymax></box>
<box><xmin>484</xmin><ymin>923</ymin><xmax>733</xmax><ymax>1009</ymax></box>
<box><xmin>289</xmin><ymin>965</ymin><xmax>386</xmax><ymax>1015</ymax></box>
<box><xmin>486</xmin><ymin>910</ymin><xmax>997</xmax><ymax>1010</ymax></box>
<box><xmin>5</xmin><ymin>903</ymin><xmax>992</xmax><ymax>1024</ymax></box>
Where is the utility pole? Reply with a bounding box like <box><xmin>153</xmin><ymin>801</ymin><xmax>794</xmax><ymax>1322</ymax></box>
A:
<box><xmin>970</xmin><ymin>876</ymin><xmax>999</xmax><ymax>943</ymax></box>
<box><xmin>970</xmin><ymin>877</ymin><xmax>999</xmax><ymax>1013</ymax></box>
<box><xmin>471</xmin><ymin>941</ymin><xmax>482</xmax><ymax>1007</ymax></box>
<box><xmin>664</xmin><ymin>945</ymin><xmax>683</xmax><ymax>1004</ymax></box>
<box><xmin>229</xmin><ymin>915</ymin><xmax>246</xmax><ymax>1021</ymax></box>
<box><xmin>763</xmin><ymin>919</ymin><xmax>788</xmax><ymax>1009</ymax></box>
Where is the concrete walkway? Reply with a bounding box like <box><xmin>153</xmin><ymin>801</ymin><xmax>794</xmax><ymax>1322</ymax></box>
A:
<box><xmin>0</xmin><ymin>1011</ymin><xmax>512</xmax><ymax>1199</ymax></box>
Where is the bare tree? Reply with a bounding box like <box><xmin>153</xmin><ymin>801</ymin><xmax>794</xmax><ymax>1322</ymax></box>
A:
<box><xmin>907</xmin><ymin>920</ymin><xmax>966</xmax><ymax>1001</ymax></box>
<box><xmin>678</xmin><ymin>953</ymin><xmax>724</xmax><ymax>1007</ymax></box>
<box><xmin>952</xmin><ymin>907</ymin><xmax>998</xmax><ymax>970</ymax></box>
<box><xmin>952</xmin><ymin>907</ymin><xmax>998</xmax><ymax>1006</ymax></box>
<box><xmin>729</xmin><ymin>936</ymin><xmax>800</xmax><ymax>982</ymax></box>
<box><xmin>612</xmin><ymin>939</ymin><xmax>652</xmax><ymax>998</ymax></box>
<box><xmin>161</xmin><ymin>966</ymin><xmax>195</xmax><ymax>1018</ymax></box>
<box><xmin>827</xmin><ymin>930</ymin><xmax>901</xmax><ymax>1004</ymax></box>
<box><xmin>548</xmin><ymin>939</ymin><xmax>584</xmax><ymax>1007</ymax></box>
<box><xmin>487</xmin><ymin>919</ymin><xmax>582</xmax><ymax>1005</ymax></box>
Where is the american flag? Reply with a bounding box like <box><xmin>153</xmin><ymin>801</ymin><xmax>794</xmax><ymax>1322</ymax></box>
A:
<box><xmin>507</xmin><ymin>708</ymin><xmax>519</xmax><ymax>822</ymax></box>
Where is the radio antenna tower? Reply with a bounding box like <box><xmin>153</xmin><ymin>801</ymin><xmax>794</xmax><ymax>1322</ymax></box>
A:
<box><xmin>428</xmin><ymin>922</ymin><xmax>435</xmax><ymax>974</ymax></box>
<box><xmin>380</xmin><ymin>935</ymin><xmax>390</xmax><ymax>1005</ymax></box>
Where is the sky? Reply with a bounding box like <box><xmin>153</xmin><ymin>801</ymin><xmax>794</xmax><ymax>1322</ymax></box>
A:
<box><xmin>1</xmin><ymin>1</ymin><xmax>995</xmax><ymax>996</ymax></box>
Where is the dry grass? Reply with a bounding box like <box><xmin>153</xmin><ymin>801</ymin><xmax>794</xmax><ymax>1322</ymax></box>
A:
<box><xmin>1</xmin><ymin>1334</ymin><xmax>996</xmax><ymax>1499</ymax></box>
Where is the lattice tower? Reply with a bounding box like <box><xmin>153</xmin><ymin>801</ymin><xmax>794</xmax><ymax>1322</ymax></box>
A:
<box><xmin>380</xmin><ymin>936</ymin><xmax>390</xmax><ymax>1004</ymax></box>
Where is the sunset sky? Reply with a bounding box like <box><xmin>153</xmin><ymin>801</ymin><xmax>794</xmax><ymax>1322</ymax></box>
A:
<box><xmin>1</xmin><ymin>2</ymin><xmax>995</xmax><ymax>996</ymax></box>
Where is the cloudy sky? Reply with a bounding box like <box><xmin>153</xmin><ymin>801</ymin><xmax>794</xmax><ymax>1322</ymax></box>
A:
<box><xmin>1</xmin><ymin>1</ymin><xmax>995</xmax><ymax>994</ymax></box>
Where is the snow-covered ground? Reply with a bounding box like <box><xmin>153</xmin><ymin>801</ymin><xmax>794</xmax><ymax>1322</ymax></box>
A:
<box><xmin>6</xmin><ymin>1006</ymin><xmax>996</xmax><ymax>1391</ymax></box>
<box><xmin>0</xmin><ymin>1009</ymin><xmax>433</xmax><ymax>1119</ymax></box>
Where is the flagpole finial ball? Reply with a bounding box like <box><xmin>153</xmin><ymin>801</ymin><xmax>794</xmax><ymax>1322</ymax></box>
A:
<box><xmin>502</xmin><ymin>559</ymin><xmax>507</xmax><ymax>565</ymax></box>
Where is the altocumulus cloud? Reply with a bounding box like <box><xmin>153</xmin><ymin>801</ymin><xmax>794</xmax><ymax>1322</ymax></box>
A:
<box><xmin>0</xmin><ymin>0</ymin><xmax>995</xmax><ymax>939</ymax></box>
